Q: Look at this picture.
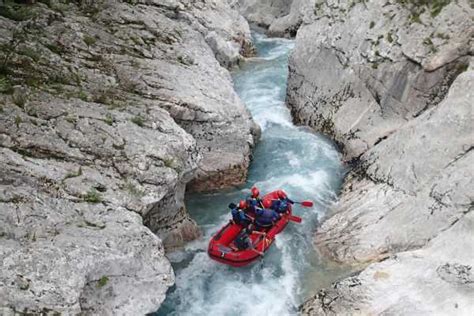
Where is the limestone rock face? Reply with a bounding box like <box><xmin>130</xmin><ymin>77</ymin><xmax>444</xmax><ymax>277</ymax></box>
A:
<box><xmin>301</xmin><ymin>211</ymin><xmax>474</xmax><ymax>315</ymax></box>
<box><xmin>237</xmin><ymin>0</ymin><xmax>291</xmax><ymax>28</ymax></box>
<box><xmin>237</xmin><ymin>0</ymin><xmax>313</xmax><ymax>37</ymax></box>
<box><xmin>0</xmin><ymin>0</ymin><xmax>257</xmax><ymax>313</ymax></box>
<box><xmin>315</xmin><ymin>70</ymin><xmax>473</xmax><ymax>264</ymax></box>
<box><xmin>288</xmin><ymin>0</ymin><xmax>472</xmax><ymax>158</ymax></box>
<box><xmin>180</xmin><ymin>0</ymin><xmax>255</xmax><ymax>66</ymax></box>
<box><xmin>286</xmin><ymin>0</ymin><xmax>474</xmax><ymax>313</ymax></box>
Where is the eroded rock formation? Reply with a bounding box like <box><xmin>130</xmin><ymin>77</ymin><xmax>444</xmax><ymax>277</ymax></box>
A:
<box><xmin>286</xmin><ymin>0</ymin><xmax>473</xmax><ymax>314</ymax></box>
<box><xmin>236</xmin><ymin>0</ymin><xmax>312</xmax><ymax>37</ymax></box>
<box><xmin>0</xmin><ymin>0</ymin><xmax>257</xmax><ymax>313</ymax></box>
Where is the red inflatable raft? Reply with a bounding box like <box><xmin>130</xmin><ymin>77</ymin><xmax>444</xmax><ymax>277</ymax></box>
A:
<box><xmin>207</xmin><ymin>193</ymin><xmax>294</xmax><ymax>267</ymax></box>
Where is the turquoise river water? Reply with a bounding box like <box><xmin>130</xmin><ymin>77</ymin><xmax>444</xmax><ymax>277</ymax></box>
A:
<box><xmin>156</xmin><ymin>33</ymin><xmax>347</xmax><ymax>316</ymax></box>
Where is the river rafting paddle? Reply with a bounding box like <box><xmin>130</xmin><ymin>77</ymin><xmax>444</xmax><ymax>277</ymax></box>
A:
<box><xmin>288</xmin><ymin>215</ymin><xmax>302</xmax><ymax>223</ymax></box>
<box><xmin>291</xmin><ymin>200</ymin><xmax>314</xmax><ymax>207</ymax></box>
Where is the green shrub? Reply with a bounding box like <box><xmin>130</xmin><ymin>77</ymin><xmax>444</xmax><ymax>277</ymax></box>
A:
<box><xmin>78</xmin><ymin>90</ymin><xmax>88</xmax><ymax>101</ymax></box>
<box><xmin>369</xmin><ymin>21</ymin><xmax>375</xmax><ymax>29</ymax></box>
<box><xmin>38</xmin><ymin>0</ymin><xmax>70</xmax><ymax>13</ymax></box>
<box><xmin>430</xmin><ymin>0</ymin><xmax>451</xmax><ymax>16</ymax></box>
<box><xmin>19</xmin><ymin>47</ymin><xmax>40</xmax><ymax>62</ymax></box>
<box><xmin>97</xmin><ymin>276</ymin><xmax>109</xmax><ymax>288</ymax></box>
<box><xmin>0</xmin><ymin>76</ymin><xmax>12</xmax><ymax>93</ymax></box>
<box><xmin>45</xmin><ymin>42</ymin><xmax>66</xmax><ymax>55</ymax></box>
<box><xmin>83</xmin><ymin>188</ymin><xmax>102</xmax><ymax>203</ymax></box>
<box><xmin>14</xmin><ymin>115</ymin><xmax>22</xmax><ymax>127</ymax></box>
<box><xmin>130</xmin><ymin>115</ymin><xmax>144</xmax><ymax>127</ymax></box>
<box><xmin>163</xmin><ymin>158</ymin><xmax>175</xmax><ymax>168</ymax></box>
<box><xmin>436</xmin><ymin>32</ymin><xmax>450</xmax><ymax>40</ymax></box>
<box><xmin>409</xmin><ymin>12</ymin><xmax>422</xmax><ymax>23</ymax></box>
<box><xmin>83</xmin><ymin>35</ymin><xmax>97</xmax><ymax>47</ymax></box>
<box><xmin>397</xmin><ymin>0</ymin><xmax>451</xmax><ymax>20</ymax></box>
<box><xmin>104</xmin><ymin>113</ymin><xmax>114</xmax><ymax>126</ymax></box>
<box><xmin>125</xmin><ymin>181</ymin><xmax>145</xmax><ymax>197</ymax></box>
<box><xmin>0</xmin><ymin>3</ymin><xmax>35</xmax><ymax>21</ymax></box>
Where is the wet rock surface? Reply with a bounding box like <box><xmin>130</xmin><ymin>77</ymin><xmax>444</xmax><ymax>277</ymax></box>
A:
<box><xmin>0</xmin><ymin>0</ymin><xmax>257</xmax><ymax>313</ymax></box>
<box><xmin>285</xmin><ymin>0</ymin><xmax>474</xmax><ymax>314</ymax></box>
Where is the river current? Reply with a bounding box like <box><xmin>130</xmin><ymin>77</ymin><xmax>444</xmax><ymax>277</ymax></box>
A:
<box><xmin>156</xmin><ymin>33</ymin><xmax>346</xmax><ymax>316</ymax></box>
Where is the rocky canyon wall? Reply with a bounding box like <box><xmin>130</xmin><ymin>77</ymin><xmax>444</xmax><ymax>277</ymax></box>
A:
<box><xmin>0</xmin><ymin>0</ymin><xmax>257</xmax><ymax>313</ymax></box>
<box><xmin>285</xmin><ymin>0</ymin><xmax>473</xmax><ymax>314</ymax></box>
<box><xmin>236</xmin><ymin>0</ymin><xmax>314</xmax><ymax>37</ymax></box>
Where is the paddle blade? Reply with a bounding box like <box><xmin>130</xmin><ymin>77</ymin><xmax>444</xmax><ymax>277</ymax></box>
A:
<box><xmin>301</xmin><ymin>201</ymin><xmax>314</xmax><ymax>207</ymax></box>
<box><xmin>289</xmin><ymin>215</ymin><xmax>302</xmax><ymax>223</ymax></box>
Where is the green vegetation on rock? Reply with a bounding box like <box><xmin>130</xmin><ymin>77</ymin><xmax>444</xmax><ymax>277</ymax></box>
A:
<box><xmin>125</xmin><ymin>181</ymin><xmax>145</xmax><ymax>198</ymax></box>
<box><xmin>397</xmin><ymin>0</ymin><xmax>452</xmax><ymax>18</ymax></box>
<box><xmin>130</xmin><ymin>115</ymin><xmax>144</xmax><ymax>127</ymax></box>
<box><xmin>97</xmin><ymin>276</ymin><xmax>109</xmax><ymax>288</ymax></box>
<box><xmin>83</xmin><ymin>188</ymin><xmax>102</xmax><ymax>203</ymax></box>
<box><xmin>0</xmin><ymin>76</ymin><xmax>12</xmax><ymax>93</ymax></box>
<box><xmin>0</xmin><ymin>1</ymin><xmax>36</xmax><ymax>21</ymax></box>
<box><xmin>83</xmin><ymin>35</ymin><xmax>97</xmax><ymax>47</ymax></box>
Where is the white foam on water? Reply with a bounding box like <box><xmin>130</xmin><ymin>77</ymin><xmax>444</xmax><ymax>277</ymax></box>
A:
<box><xmin>167</xmin><ymin>249</ymin><xmax>300</xmax><ymax>316</ymax></box>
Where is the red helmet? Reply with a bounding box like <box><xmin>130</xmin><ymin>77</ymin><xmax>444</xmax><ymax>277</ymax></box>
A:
<box><xmin>262</xmin><ymin>198</ymin><xmax>272</xmax><ymax>209</ymax></box>
<box><xmin>239</xmin><ymin>200</ymin><xmax>247</xmax><ymax>209</ymax></box>
<box><xmin>277</xmin><ymin>190</ymin><xmax>287</xmax><ymax>199</ymax></box>
<box><xmin>251</xmin><ymin>187</ymin><xmax>260</xmax><ymax>198</ymax></box>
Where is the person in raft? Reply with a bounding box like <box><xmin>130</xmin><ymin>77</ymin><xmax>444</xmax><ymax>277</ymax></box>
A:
<box><xmin>263</xmin><ymin>189</ymin><xmax>294</xmax><ymax>214</ymax></box>
<box><xmin>234</xmin><ymin>227</ymin><xmax>252</xmax><ymax>250</ymax></box>
<box><xmin>255</xmin><ymin>199</ymin><xmax>281</xmax><ymax>229</ymax></box>
<box><xmin>229</xmin><ymin>186</ymin><xmax>262</xmax><ymax>224</ymax></box>
<box><xmin>245</xmin><ymin>186</ymin><xmax>263</xmax><ymax>212</ymax></box>
<box><xmin>229</xmin><ymin>200</ymin><xmax>252</xmax><ymax>227</ymax></box>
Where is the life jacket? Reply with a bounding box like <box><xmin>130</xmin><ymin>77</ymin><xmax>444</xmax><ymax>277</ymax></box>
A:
<box><xmin>271</xmin><ymin>199</ymin><xmax>289</xmax><ymax>213</ymax></box>
<box><xmin>231</xmin><ymin>207</ymin><xmax>248</xmax><ymax>224</ymax></box>
<box><xmin>255</xmin><ymin>208</ymin><xmax>278</xmax><ymax>226</ymax></box>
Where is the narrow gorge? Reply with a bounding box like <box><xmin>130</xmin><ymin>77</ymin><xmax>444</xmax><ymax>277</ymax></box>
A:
<box><xmin>1</xmin><ymin>0</ymin><xmax>473</xmax><ymax>315</ymax></box>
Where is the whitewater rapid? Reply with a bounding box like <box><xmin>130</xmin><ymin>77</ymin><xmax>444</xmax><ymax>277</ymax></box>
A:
<box><xmin>156</xmin><ymin>33</ymin><xmax>346</xmax><ymax>316</ymax></box>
